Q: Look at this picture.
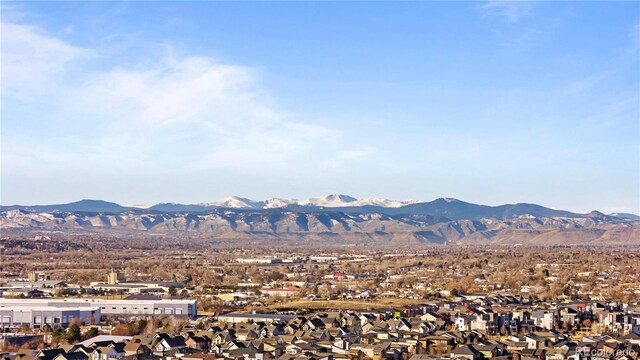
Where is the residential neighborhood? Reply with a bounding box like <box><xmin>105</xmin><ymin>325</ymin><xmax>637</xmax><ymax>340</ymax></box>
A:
<box><xmin>1</xmin><ymin>243</ymin><xmax>639</xmax><ymax>360</ymax></box>
<box><xmin>1</xmin><ymin>292</ymin><xmax>639</xmax><ymax>360</ymax></box>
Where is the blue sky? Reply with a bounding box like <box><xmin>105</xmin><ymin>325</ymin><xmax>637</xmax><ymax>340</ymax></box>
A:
<box><xmin>1</xmin><ymin>1</ymin><xmax>639</xmax><ymax>213</ymax></box>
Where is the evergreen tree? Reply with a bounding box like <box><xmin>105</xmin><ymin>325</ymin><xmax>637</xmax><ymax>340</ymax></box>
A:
<box><xmin>66</xmin><ymin>324</ymin><xmax>81</xmax><ymax>343</ymax></box>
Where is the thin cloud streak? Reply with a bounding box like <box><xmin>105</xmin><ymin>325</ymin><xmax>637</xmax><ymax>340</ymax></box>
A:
<box><xmin>480</xmin><ymin>1</ymin><xmax>533</xmax><ymax>23</ymax></box>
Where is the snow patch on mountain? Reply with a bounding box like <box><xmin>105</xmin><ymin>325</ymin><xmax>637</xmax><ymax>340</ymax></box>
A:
<box><xmin>264</xmin><ymin>198</ymin><xmax>298</xmax><ymax>208</ymax></box>
<box><xmin>128</xmin><ymin>204</ymin><xmax>152</xmax><ymax>209</ymax></box>
<box><xmin>298</xmin><ymin>194</ymin><xmax>421</xmax><ymax>208</ymax></box>
<box><xmin>299</xmin><ymin>194</ymin><xmax>358</xmax><ymax>207</ymax></box>
<box><xmin>200</xmin><ymin>196</ymin><xmax>264</xmax><ymax>209</ymax></box>
<box><xmin>199</xmin><ymin>194</ymin><xmax>423</xmax><ymax>209</ymax></box>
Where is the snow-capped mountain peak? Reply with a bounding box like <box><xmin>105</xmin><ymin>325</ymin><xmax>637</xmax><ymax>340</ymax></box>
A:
<box><xmin>299</xmin><ymin>194</ymin><xmax>358</xmax><ymax>207</ymax></box>
<box><xmin>356</xmin><ymin>197</ymin><xmax>422</xmax><ymax>208</ymax></box>
<box><xmin>433</xmin><ymin>197</ymin><xmax>461</xmax><ymax>203</ymax></box>
<box><xmin>279</xmin><ymin>194</ymin><xmax>421</xmax><ymax>208</ymax></box>
<box><xmin>263</xmin><ymin>198</ymin><xmax>297</xmax><ymax>208</ymax></box>
<box><xmin>197</xmin><ymin>194</ymin><xmax>422</xmax><ymax>209</ymax></box>
<box><xmin>200</xmin><ymin>196</ymin><xmax>264</xmax><ymax>209</ymax></box>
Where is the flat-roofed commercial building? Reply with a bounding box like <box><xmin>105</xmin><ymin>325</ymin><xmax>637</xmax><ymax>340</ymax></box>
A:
<box><xmin>0</xmin><ymin>298</ymin><xmax>197</xmax><ymax>319</ymax></box>
<box><xmin>0</xmin><ymin>306</ymin><xmax>100</xmax><ymax>329</ymax></box>
<box><xmin>235</xmin><ymin>258</ymin><xmax>282</xmax><ymax>264</ymax></box>
<box><xmin>90</xmin><ymin>280</ymin><xmax>184</xmax><ymax>295</ymax></box>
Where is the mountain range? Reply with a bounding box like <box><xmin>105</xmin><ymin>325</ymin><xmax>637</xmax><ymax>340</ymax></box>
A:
<box><xmin>2</xmin><ymin>195</ymin><xmax>638</xmax><ymax>245</ymax></box>
<box><xmin>2</xmin><ymin>195</ymin><xmax>638</xmax><ymax>220</ymax></box>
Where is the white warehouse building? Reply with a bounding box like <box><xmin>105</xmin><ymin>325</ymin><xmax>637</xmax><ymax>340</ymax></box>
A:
<box><xmin>0</xmin><ymin>305</ymin><xmax>100</xmax><ymax>329</ymax></box>
<box><xmin>0</xmin><ymin>298</ymin><xmax>197</xmax><ymax>321</ymax></box>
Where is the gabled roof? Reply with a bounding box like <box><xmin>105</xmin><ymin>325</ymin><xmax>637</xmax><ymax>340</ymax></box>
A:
<box><xmin>53</xmin><ymin>353</ymin><xmax>88</xmax><ymax>360</ymax></box>
<box><xmin>78</xmin><ymin>336</ymin><xmax>132</xmax><ymax>347</ymax></box>
<box><xmin>36</xmin><ymin>349</ymin><xmax>65</xmax><ymax>360</ymax></box>
<box><xmin>187</xmin><ymin>336</ymin><xmax>210</xmax><ymax>344</ymax></box>
<box><xmin>111</xmin><ymin>344</ymin><xmax>125</xmax><ymax>353</ymax></box>
<box><xmin>123</xmin><ymin>342</ymin><xmax>148</xmax><ymax>352</ymax></box>
<box><xmin>305</xmin><ymin>318</ymin><xmax>326</xmax><ymax>329</ymax></box>
<box><xmin>452</xmin><ymin>345</ymin><xmax>481</xmax><ymax>355</ymax></box>
<box><xmin>160</xmin><ymin>337</ymin><xmax>187</xmax><ymax>348</ymax></box>
<box><xmin>94</xmin><ymin>347</ymin><xmax>117</xmax><ymax>355</ymax></box>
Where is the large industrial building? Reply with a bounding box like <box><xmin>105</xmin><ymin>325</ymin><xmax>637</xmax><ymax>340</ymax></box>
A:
<box><xmin>235</xmin><ymin>258</ymin><xmax>283</xmax><ymax>264</ymax></box>
<box><xmin>0</xmin><ymin>298</ymin><xmax>197</xmax><ymax>325</ymax></box>
<box><xmin>0</xmin><ymin>305</ymin><xmax>100</xmax><ymax>329</ymax></box>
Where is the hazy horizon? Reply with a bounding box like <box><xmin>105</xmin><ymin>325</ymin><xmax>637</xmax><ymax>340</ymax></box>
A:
<box><xmin>2</xmin><ymin>1</ymin><xmax>639</xmax><ymax>214</ymax></box>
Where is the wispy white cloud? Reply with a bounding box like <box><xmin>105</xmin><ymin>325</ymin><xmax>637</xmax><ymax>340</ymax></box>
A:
<box><xmin>1</xmin><ymin>22</ymin><xmax>92</xmax><ymax>94</ymax></box>
<box><xmin>480</xmin><ymin>1</ymin><xmax>533</xmax><ymax>23</ymax></box>
<box><xmin>563</xmin><ymin>71</ymin><xmax>613</xmax><ymax>96</ymax></box>
<box><xmin>1</xmin><ymin>19</ymin><xmax>366</xmax><ymax>182</ymax></box>
<box><xmin>478</xmin><ymin>1</ymin><xmax>550</xmax><ymax>52</ymax></box>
